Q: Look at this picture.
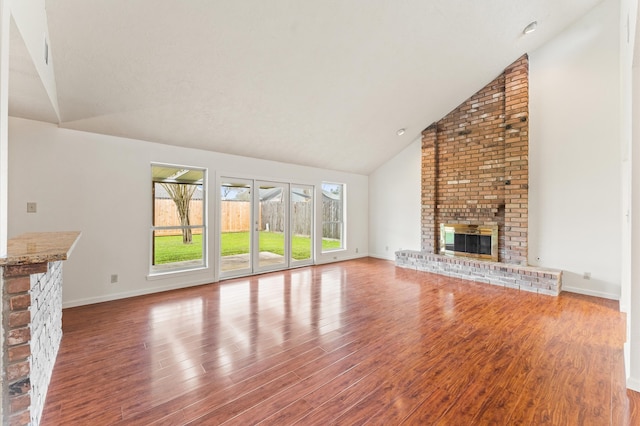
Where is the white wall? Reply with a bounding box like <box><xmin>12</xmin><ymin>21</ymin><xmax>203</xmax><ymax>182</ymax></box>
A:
<box><xmin>628</xmin><ymin>0</ymin><xmax>640</xmax><ymax>389</ymax></box>
<box><xmin>620</xmin><ymin>0</ymin><xmax>638</xmax><ymax>390</ymax></box>
<box><xmin>629</xmin><ymin>61</ymin><xmax>640</xmax><ymax>391</ymax></box>
<box><xmin>529</xmin><ymin>0</ymin><xmax>621</xmax><ymax>299</ymax></box>
<box><xmin>0</xmin><ymin>1</ymin><xmax>8</xmax><ymax>421</ymax></box>
<box><xmin>8</xmin><ymin>117</ymin><xmax>368</xmax><ymax>307</ymax></box>
<box><xmin>0</xmin><ymin>0</ymin><xmax>8</xmax><ymax>258</ymax></box>
<box><xmin>368</xmin><ymin>137</ymin><xmax>421</xmax><ymax>259</ymax></box>
<box><xmin>620</xmin><ymin>0</ymin><xmax>637</xmax><ymax>315</ymax></box>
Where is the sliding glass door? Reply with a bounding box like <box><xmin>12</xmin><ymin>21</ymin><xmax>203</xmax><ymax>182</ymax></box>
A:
<box><xmin>219</xmin><ymin>178</ymin><xmax>312</xmax><ymax>279</ymax></box>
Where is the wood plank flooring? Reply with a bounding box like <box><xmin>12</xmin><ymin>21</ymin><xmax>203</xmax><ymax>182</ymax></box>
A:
<box><xmin>41</xmin><ymin>258</ymin><xmax>640</xmax><ymax>425</ymax></box>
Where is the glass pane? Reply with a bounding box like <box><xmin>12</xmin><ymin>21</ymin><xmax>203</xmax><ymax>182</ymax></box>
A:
<box><xmin>258</xmin><ymin>185</ymin><xmax>285</xmax><ymax>268</ymax></box>
<box><xmin>220</xmin><ymin>180</ymin><xmax>251</xmax><ymax>272</ymax></box>
<box><xmin>321</xmin><ymin>182</ymin><xmax>343</xmax><ymax>251</ymax></box>
<box><xmin>154</xmin><ymin>182</ymin><xmax>203</xmax><ymax>227</ymax></box>
<box><xmin>291</xmin><ymin>186</ymin><xmax>313</xmax><ymax>262</ymax></box>
<box><xmin>153</xmin><ymin>228</ymin><xmax>204</xmax><ymax>267</ymax></box>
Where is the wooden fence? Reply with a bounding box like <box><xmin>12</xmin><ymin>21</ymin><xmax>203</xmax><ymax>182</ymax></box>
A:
<box><xmin>321</xmin><ymin>198</ymin><xmax>342</xmax><ymax>240</ymax></box>
<box><xmin>155</xmin><ymin>200</ymin><xmax>252</xmax><ymax>236</ymax></box>
<box><xmin>260</xmin><ymin>200</ymin><xmax>314</xmax><ymax>236</ymax></box>
<box><xmin>155</xmin><ymin>199</ymin><xmax>340</xmax><ymax>238</ymax></box>
<box><xmin>154</xmin><ymin>199</ymin><xmax>203</xmax><ymax>236</ymax></box>
<box><xmin>220</xmin><ymin>201</ymin><xmax>251</xmax><ymax>233</ymax></box>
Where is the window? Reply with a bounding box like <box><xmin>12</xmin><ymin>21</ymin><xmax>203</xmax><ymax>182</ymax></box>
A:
<box><xmin>321</xmin><ymin>182</ymin><xmax>344</xmax><ymax>252</ymax></box>
<box><xmin>290</xmin><ymin>184</ymin><xmax>314</xmax><ymax>264</ymax></box>
<box><xmin>151</xmin><ymin>164</ymin><xmax>206</xmax><ymax>273</ymax></box>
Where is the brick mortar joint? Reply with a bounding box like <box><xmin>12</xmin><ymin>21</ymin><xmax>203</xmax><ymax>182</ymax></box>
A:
<box><xmin>9</xmin><ymin>408</ymin><xmax>30</xmax><ymax>420</ymax></box>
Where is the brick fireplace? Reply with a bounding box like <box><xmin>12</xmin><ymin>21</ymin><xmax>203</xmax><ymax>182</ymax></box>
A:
<box><xmin>396</xmin><ymin>55</ymin><xmax>562</xmax><ymax>295</ymax></box>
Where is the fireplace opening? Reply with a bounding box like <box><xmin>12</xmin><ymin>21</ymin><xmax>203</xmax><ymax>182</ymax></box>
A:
<box><xmin>440</xmin><ymin>223</ymin><xmax>498</xmax><ymax>261</ymax></box>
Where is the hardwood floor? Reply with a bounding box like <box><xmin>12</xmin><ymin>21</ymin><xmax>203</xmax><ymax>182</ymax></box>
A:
<box><xmin>41</xmin><ymin>258</ymin><xmax>640</xmax><ymax>425</ymax></box>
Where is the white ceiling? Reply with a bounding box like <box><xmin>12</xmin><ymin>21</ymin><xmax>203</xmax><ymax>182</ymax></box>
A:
<box><xmin>9</xmin><ymin>0</ymin><xmax>604</xmax><ymax>174</ymax></box>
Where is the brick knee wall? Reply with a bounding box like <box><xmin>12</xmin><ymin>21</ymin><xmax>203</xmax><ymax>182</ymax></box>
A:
<box><xmin>3</xmin><ymin>261</ymin><xmax>63</xmax><ymax>426</ymax></box>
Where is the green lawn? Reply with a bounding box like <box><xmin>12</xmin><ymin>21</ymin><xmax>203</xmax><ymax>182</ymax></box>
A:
<box><xmin>154</xmin><ymin>234</ymin><xmax>204</xmax><ymax>264</ymax></box>
<box><xmin>154</xmin><ymin>232</ymin><xmax>341</xmax><ymax>264</ymax></box>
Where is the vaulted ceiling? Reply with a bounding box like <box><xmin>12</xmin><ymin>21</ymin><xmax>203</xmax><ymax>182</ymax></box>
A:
<box><xmin>9</xmin><ymin>0</ymin><xmax>604</xmax><ymax>174</ymax></box>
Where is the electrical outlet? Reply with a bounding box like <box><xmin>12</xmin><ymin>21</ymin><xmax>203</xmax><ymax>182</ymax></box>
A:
<box><xmin>355</xmin><ymin>248</ymin><xmax>359</xmax><ymax>253</ymax></box>
<box><xmin>27</xmin><ymin>202</ymin><xmax>37</xmax><ymax>213</ymax></box>
<box><xmin>583</xmin><ymin>272</ymin><xmax>591</xmax><ymax>280</ymax></box>
<box><xmin>110</xmin><ymin>274</ymin><xmax>118</xmax><ymax>284</ymax></box>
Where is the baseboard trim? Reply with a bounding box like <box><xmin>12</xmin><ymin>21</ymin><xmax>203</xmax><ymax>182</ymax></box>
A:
<box><xmin>314</xmin><ymin>253</ymin><xmax>368</xmax><ymax>265</ymax></box>
<box><xmin>368</xmin><ymin>253</ymin><xmax>395</xmax><ymax>261</ymax></box>
<box><xmin>627</xmin><ymin>376</ymin><xmax>640</xmax><ymax>392</ymax></box>
<box><xmin>561</xmin><ymin>285</ymin><xmax>619</xmax><ymax>300</ymax></box>
<box><xmin>62</xmin><ymin>278</ymin><xmax>214</xmax><ymax>308</ymax></box>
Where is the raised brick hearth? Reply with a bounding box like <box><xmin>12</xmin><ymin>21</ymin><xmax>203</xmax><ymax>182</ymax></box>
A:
<box><xmin>396</xmin><ymin>55</ymin><xmax>562</xmax><ymax>295</ymax></box>
<box><xmin>396</xmin><ymin>252</ymin><xmax>561</xmax><ymax>296</ymax></box>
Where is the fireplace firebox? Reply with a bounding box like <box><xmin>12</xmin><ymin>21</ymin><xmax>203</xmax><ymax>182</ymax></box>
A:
<box><xmin>440</xmin><ymin>223</ymin><xmax>498</xmax><ymax>262</ymax></box>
